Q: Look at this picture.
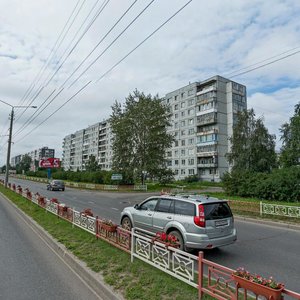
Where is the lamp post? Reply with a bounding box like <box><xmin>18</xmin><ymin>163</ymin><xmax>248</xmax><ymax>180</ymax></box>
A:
<box><xmin>0</xmin><ymin>99</ymin><xmax>37</xmax><ymax>187</ymax></box>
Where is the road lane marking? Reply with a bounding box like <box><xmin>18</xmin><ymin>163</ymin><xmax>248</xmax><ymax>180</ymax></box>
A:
<box><xmin>111</xmin><ymin>207</ymin><xmax>119</xmax><ymax>211</ymax></box>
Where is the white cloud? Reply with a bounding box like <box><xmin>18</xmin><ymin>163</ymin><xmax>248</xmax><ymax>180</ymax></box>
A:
<box><xmin>0</xmin><ymin>0</ymin><xmax>300</xmax><ymax>164</ymax></box>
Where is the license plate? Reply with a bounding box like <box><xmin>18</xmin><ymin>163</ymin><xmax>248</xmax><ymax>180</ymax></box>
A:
<box><xmin>215</xmin><ymin>220</ymin><xmax>228</xmax><ymax>227</ymax></box>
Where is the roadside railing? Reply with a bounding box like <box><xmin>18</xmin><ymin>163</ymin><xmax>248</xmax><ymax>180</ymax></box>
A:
<box><xmin>1</xmin><ymin>178</ymin><xmax>300</xmax><ymax>300</ymax></box>
<box><xmin>261</xmin><ymin>202</ymin><xmax>300</xmax><ymax>218</ymax></box>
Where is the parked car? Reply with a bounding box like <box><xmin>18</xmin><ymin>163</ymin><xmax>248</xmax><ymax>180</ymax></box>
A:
<box><xmin>47</xmin><ymin>180</ymin><xmax>65</xmax><ymax>191</ymax></box>
<box><xmin>120</xmin><ymin>194</ymin><xmax>237</xmax><ymax>251</ymax></box>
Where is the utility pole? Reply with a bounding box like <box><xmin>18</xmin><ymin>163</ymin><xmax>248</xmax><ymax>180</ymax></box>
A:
<box><xmin>4</xmin><ymin>108</ymin><xmax>14</xmax><ymax>187</ymax></box>
<box><xmin>0</xmin><ymin>99</ymin><xmax>37</xmax><ymax>188</ymax></box>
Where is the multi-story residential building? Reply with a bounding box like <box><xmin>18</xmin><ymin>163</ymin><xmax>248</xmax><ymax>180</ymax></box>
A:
<box><xmin>162</xmin><ymin>75</ymin><xmax>247</xmax><ymax>181</ymax></box>
<box><xmin>11</xmin><ymin>146</ymin><xmax>55</xmax><ymax>171</ymax></box>
<box><xmin>62</xmin><ymin>120</ymin><xmax>113</xmax><ymax>171</ymax></box>
<box><xmin>62</xmin><ymin>75</ymin><xmax>246</xmax><ymax>181</ymax></box>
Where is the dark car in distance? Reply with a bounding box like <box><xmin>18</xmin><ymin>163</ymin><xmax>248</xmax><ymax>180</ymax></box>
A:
<box><xmin>47</xmin><ymin>180</ymin><xmax>65</xmax><ymax>191</ymax></box>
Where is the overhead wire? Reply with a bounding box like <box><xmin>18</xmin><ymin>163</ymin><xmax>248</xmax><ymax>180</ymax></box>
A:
<box><xmin>14</xmin><ymin>0</ymin><xmax>193</xmax><ymax>144</ymax></box>
<box><xmin>68</xmin><ymin>0</ymin><xmax>155</xmax><ymax>89</ymax></box>
<box><xmin>16</xmin><ymin>0</ymin><xmax>82</xmax><ymax>108</ymax></box>
<box><xmin>229</xmin><ymin>49</ymin><xmax>300</xmax><ymax>78</ymax></box>
<box><xmin>15</xmin><ymin>0</ymin><xmax>88</xmax><ymax>123</ymax></box>
<box><xmin>58</xmin><ymin>0</ymin><xmax>139</xmax><ymax>89</ymax></box>
<box><xmin>13</xmin><ymin>0</ymin><xmax>112</xmax><ymax>138</ymax></box>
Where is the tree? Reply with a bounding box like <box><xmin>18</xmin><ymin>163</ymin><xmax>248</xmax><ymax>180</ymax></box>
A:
<box><xmin>16</xmin><ymin>154</ymin><xmax>32</xmax><ymax>173</ymax></box>
<box><xmin>279</xmin><ymin>102</ymin><xmax>300</xmax><ymax>167</ymax></box>
<box><xmin>85</xmin><ymin>155</ymin><xmax>100</xmax><ymax>172</ymax></box>
<box><xmin>110</xmin><ymin>89</ymin><xmax>173</xmax><ymax>183</ymax></box>
<box><xmin>226</xmin><ymin>109</ymin><xmax>277</xmax><ymax>173</ymax></box>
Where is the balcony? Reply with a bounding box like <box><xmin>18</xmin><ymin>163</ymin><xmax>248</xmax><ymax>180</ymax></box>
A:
<box><xmin>197</xmin><ymin>151</ymin><xmax>218</xmax><ymax>157</ymax></box>
<box><xmin>197</xmin><ymin>129</ymin><xmax>218</xmax><ymax>136</ymax></box>
<box><xmin>197</xmin><ymin>162</ymin><xmax>218</xmax><ymax>168</ymax></box>
<box><xmin>197</xmin><ymin>113</ymin><xmax>217</xmax><ymax>126</ymax></box>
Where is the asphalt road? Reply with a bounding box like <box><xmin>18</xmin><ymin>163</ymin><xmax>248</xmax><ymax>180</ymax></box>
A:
<box><xmin>3</xmin><ymin>176</ymin><xmax>300</xmax><ymax>293</ymax></box>
<box><xmin>0</xmin><ymin>193</ymin><xmax>105</xmax><ymax>300</ymax></box>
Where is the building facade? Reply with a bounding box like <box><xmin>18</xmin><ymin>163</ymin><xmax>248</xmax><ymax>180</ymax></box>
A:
<box><xmin>11</xmin><ymin>146</ymin><xmax>55</xmax><ymax>171</ymax></box>
<box><xmin>62</xmin><ymin>75</ymin><xmax>247</xmax><ymax>181</ymax></box>
<box><xmin>161</xmin><ymin>75</ymin><xmax>247</xmax><ymax>181</ymax></box>
<box><xmin>62</xmin><ymin>120</ymin><xmax>113</xmax><ymax>171</ymax></box>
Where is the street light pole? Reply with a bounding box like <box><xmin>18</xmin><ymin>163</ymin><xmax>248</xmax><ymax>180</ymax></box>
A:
<box><xmin>5</xmin><ymin>107</ymin><xmax>14</xmax><ymax>187</ymax></box>
<box><xmin>0</xmin><ymin>99</ymin><xmax>37</xmax><ymax>188</ymax></box>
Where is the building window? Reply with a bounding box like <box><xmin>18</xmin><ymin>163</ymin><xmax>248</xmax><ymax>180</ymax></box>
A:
<box><xmin>188</xmin><ymin>128</ymin><xmax>194</xmax><ymax>135</ymax></box>
<box><xmin>174</xmin><ymin>169</ymin><xmax>179</xmax><ymax>175</ymax></box>
<box><xmin>188</xmin><ymin>169</ymin><xmax>195</xmax><ymax>175</ymax></box>
<box><xmin>181</xmin><ymin>120</ymin><xmax>186</xmax><ymax>127</ymax></box>
<box><xmin>188</xmin><ymin>118</ymin><xmax>194</xmax><ymax>125</ymax></box>
<box><xmin>175</xmin><ymin>160</ymin><xmax>179</xmax><ymax>165</ymax></box>
<box><xmin>174</xmin><ymin>104</ymin><xmax>178</xmax><ymax>110</ymax></box>
<box><xmin>181</xmin><ymin>101</ymin><xmax>185</xmax><ymax>108</ymax></box>
<box><xmin>188</xmin><ymin>158</ymin><xmax>194</xmax><ymax>165</ymax></box>
<box><xmin>181</xmin><ymin>111</ymin><xmax>185</xmax><ymax>117</ymax></box>
<box><xmin>174</xmin><ymin>131</ymin><xmax>179</xmax><ymax>137</ymax></box>
<box><xmin>175</xmin><ymin>113</ymin><xmax>178</xmax><ymax>119</ymax></box>
<box><xmin>188</xmin><ymin>108</ymin><xmax>194</xmax><ymax>115</ymax></box>
<box><xmin>188</xmin><ymin>149</ymin><xmax>194</xmax><ymax>155</ymax></box>
<box><xmin>181</xmin><ymin>169</ymin><xmax>186</xmax><ymax>175</ymax></box>
<box><xmin>174</xmin><ymin>141</ymin><xmax>178</xmax><ymax>147</ymax></box>
<box><xmin>181</xmin><ymin>149</ymin><xmax>185</xmax><ymax>155</ymax></box>
<box><xmin>174</xmin><ymin>150</ymin><xmax>178</xmax><ymax>157</ymax></box>
<box><xmin>188</xmin><ymin>138</ymin><xmax>194</xmax><ymax>145</ymax></box>
<box><xmin>181</xmin><ymin>130</ymin><xmax>186</xmax><ymax>136</ymax></box>
<box><xmin>188</xmin><ymin>98</ymin><xmax>194</xmax><ymax>106</ymax></box>
<box><xmin>181</xmin><ymin>140</ymin><xmax>185</xmax><ymax>146</ymax></box>
<box><xmin>188</xmin><ymin>89</ymin><xmax>193</xmax><ymax>96</ymax></box>
<box><xmin>181</xmin><ymin>159</ymin><xmax>186</xmax><ymax>165</ymax></box>
<box><xmin>175</xmin><ymin>95</ymin><xmax>178</xmax><ymax>101</ymax></box>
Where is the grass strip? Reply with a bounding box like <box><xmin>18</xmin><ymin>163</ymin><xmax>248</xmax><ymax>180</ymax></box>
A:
<box><xmin>0</xmin><ymin>185</ymin><xmax>213</xmax><ymax>300</ymax></box>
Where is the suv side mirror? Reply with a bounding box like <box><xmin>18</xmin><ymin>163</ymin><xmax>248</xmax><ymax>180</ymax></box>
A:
<box><xmin>134</xmin><ymin>204</ymin><xmax>140</xmax><ymax>209</ymax></box>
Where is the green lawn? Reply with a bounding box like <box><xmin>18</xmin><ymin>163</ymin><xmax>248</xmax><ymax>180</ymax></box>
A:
<box><xmin>0</xmin><ymin>185</ymin><xmax>210</xmax><ymax>300</ymax></box>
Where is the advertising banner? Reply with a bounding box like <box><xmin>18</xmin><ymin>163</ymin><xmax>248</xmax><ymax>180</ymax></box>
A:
<box><xmin>39</xmin><ymin>158</ymin><xmax>60</xmax><ymax>168</ymax></box>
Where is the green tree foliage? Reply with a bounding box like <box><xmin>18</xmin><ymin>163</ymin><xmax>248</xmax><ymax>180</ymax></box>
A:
<box><xmin>85</xmin><ymin>155</ymin><xmax>100</xmax><ymax>172</ymax></box>
<box><xmin>226</xmin><ymin>109</ymin><xmax>277</xmax><ymax>173</ymax></box>
<box><xmin>16</xmin><ymin>154</ymin><xmax>32</xmax><ymax>173</ymax></box>
<box><xmin>222</xmin><ymin>167</ymin><xmax>300</xmax><ymax>202</ymax></box>
<box><xmin>280</xmin><ymin>102</ymin><xmax>300</xmax><ymax>167</ymax></box>
<box><xmin>110</xmin><ymin>90</ymin><xmax>174</xmax><ymax>184</ymax></box>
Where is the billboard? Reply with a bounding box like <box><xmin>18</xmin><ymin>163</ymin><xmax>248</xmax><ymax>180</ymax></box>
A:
<box><xmin>39</xmin><ymin>158</ymin><xmax>60</xmax><ymax>168</ymax></box>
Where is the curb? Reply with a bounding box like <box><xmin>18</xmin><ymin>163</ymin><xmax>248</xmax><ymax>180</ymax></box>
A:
<box><xmin>1</xmin><ymin>192</ymin><xmax>124</xmax><ymax>300</ymax></box>
<box><xmin>235</xmin><ymin>215</ymin><xmax>300</xmax><ymax>231</ymax></box>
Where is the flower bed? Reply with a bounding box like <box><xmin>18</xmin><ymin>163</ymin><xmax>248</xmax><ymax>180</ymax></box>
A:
<box><xmin>232</xmin><ymin>267</ymin><xmax>284</xmax><ymax>300</ymax></box>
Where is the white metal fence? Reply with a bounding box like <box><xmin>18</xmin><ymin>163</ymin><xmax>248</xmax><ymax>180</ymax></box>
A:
<box><xmin>260</xmin><ymin>202</ymin><xmax>300</xmax><ymax>218</ymax></box>
<box><xmin>131</xmin><ymin>228</ymin><xmax>198</xmax><ymax>288</ymax></box>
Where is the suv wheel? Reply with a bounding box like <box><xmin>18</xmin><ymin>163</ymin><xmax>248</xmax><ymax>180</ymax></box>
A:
<box><xmin>169</xmin><ymin>230</ymin><xmax>184</xmax><ymax>251</ymax></box>
<box><xmin>121</xmin><ymin>216</ymin><xmax>132</xmax><ymax>231</ymax></box>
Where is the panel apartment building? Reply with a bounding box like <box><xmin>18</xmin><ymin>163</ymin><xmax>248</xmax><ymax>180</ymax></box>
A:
<box><xmin>62</xmin><ymin>120</ymin><xmax>113</xmax><ymax>171</ymax></box>
<box><xmin>11</xmin><ymin>146</ymin><xmax>55</xmax><ymax>171</ymax></box>
<box><xmin>162</xmin><ymin>75</ymin><xmax>247</xmax><ymax>181</ymax></box>
<box><xmin>62</xmin><ymin>75</ymin><xmax>247</xmax><ymax>181</ymax></box>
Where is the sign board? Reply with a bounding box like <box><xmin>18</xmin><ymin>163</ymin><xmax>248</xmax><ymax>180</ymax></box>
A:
<box><xmin>39</xmin><ymin>158</ymin><xmax>60</xmax><ymax>168</ymax></box>
<box><xmin>111</xmin><ymin>173</ymin><xmax>122</xmax><ymax>180</ymax></box>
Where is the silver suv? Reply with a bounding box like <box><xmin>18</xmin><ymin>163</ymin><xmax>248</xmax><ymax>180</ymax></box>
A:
<box><xmin>120</xmin><ymin>194</ymin><xmax>237</xmax><ymax>250</ymax></box>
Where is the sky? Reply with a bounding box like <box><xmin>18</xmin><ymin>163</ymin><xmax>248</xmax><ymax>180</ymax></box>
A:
<box><xmin>0</xmin><ymin>0</ymin><xmax>300</xmax><ymax>165</ymax></box>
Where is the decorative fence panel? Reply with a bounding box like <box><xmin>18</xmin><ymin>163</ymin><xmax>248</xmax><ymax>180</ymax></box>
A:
<box><xmin>46</xmin><ymin>200</ymin><xmax>59</xmax><ymax>215</ymax></box>
<box><xmin>261</xmin><ymin>202</ymin><xmax>300</xmax><ymax>218</ymax></box>
<box><xmin>73</xmin><ymin>210</ymin><xmax>96</xmax><ymax>234</ymax></box>
<box><xmin>131</xmin><ymin>228</ymin><xmax>198</xmax><ymax>288</ymax></box>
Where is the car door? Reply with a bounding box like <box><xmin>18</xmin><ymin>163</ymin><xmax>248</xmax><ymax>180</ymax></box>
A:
<box><xmin>133</xmin><ymin>198</ymin><xmax>159</xmax><ymax>231</ymax></box>
<box><xmin>152</xmin><ymin>198</ymin><xmax>174</xmax><ymax>232</ymax></box>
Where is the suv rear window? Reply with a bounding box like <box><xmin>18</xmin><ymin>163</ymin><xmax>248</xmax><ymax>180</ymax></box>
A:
<box><xmin>174</xmin><ymin>200</ymin><xmax>195</xmax><ymax>216</ymax></box>
<box><xmin>204</xmin><ymin>203</ymin><xmax>232</xmax><ymax>220</ymax></box>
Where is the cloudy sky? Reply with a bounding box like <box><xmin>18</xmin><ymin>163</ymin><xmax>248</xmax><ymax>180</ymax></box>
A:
<box><xmin>1</xmin><ymin>0</ymin><xmax>300</xmax><ymax>165</ymax></box>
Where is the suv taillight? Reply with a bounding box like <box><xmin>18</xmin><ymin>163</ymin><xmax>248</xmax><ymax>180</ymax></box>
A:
<box><xmin>194</xmin><ymin>204</ymin><xmax>205</xmax><ymax>228</ymax></box>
